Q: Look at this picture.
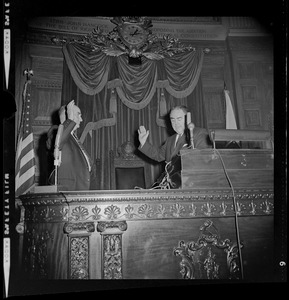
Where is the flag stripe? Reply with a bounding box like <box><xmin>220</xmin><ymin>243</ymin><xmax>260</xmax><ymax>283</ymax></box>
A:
<box><xmin>16</xmin><ymin>179</ymin><xmax>35</xmax><ymax>196</ymax></box>
<box><xmin>16</xmin><ymin>156</ymin><xmax>35</xmax><ymax>181</ymax></box>
<box><xmin>19</xmin><ymin>148</ymin><xmax>34</xmax><ymax>170</ymax></box>
<box><xmin>15</xmin><ymin>136</ymin><xmax>35</xmax><ymax>178</ymax></box>
<box><xmin>17</xmin><ymin>133</ymin><xmax>33</xmax><ymax>157</ymax></box>
<box><xmin>15</xmin><ymin>166</ymin><xmax>35</xmax><ymax>191</ymax></box>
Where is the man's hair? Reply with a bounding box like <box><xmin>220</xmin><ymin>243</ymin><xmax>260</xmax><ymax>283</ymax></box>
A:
<box><xmin>170</xmin><ymin>105</ymin><xmax>188</xmax><ymax>115</ymax></box>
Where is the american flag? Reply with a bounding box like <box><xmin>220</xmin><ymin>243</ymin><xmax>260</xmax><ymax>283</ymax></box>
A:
<box><xmin>15</xmin><ymin>69</ymin><xmax>36</xmax><ymax>197</ymax></box>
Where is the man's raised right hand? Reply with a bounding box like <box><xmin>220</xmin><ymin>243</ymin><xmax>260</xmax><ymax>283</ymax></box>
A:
<box><xmin>138</xmin><ymin>125</ymin><xmax>149</xmax><ymax>147</ymax></box>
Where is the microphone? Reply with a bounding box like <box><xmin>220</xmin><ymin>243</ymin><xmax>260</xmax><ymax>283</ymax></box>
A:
<box><xmin>54</xmin><ymin>124</ymin><xmax>64</xmax><ymax>185</ymax></box>
<box><xmin>54</xmin><ymin>124</ymin><xmax>64</xmax><ymax>166</ymax></box>
<box><xmin>187</xmin><ymin>122</ymin><xmax>195</xmax><ymax>149</ymax></box>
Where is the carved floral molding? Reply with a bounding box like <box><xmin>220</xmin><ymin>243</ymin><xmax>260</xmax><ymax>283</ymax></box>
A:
<box><xmin>25</xmin><ymin>197</ymin><xmax>274</xmax><ymax>223</ymax></box>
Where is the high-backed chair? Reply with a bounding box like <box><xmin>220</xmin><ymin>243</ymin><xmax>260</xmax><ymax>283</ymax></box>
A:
<box><xmin>110</xmin><ymin>141</ymin><xmax>151</xmax><ymax>190</ymax></box>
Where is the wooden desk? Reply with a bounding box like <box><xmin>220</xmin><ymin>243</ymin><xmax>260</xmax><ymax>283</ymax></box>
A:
<box><xmin>18</xmin><ymin>187</ymin><xmax>274</xmax><ymax>281</ymax></box>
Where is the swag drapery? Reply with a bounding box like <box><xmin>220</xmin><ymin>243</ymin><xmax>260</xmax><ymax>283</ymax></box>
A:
<box><xmin>61</xmin><ymin>42</ymin><xmax>208</xmax><ymax>189</ymax></box>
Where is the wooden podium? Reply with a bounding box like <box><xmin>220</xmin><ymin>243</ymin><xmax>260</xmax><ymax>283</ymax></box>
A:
<box><xmin>181</xmin><ymin>148</ymin><xmax>273</xmax><ymax>189</ymax></box>
<box><xmin>181</xmin><ymin>129</ymin><xmax>273</xmax><ymax>190</ymax></box>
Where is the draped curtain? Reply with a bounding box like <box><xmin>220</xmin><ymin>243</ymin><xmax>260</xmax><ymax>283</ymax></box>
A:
<box><xmin>61</xmin><ymin>42</ymin><xmax>208</xmax><ymax>189</ymax></box>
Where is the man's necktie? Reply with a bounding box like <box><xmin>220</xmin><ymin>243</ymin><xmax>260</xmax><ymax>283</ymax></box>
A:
<box><xmin>174</xmin><ymin>134</ymin><xmax>182</xmax><ymax>148</ymax></box>
<box><xmin>171</xmin><ymin>134</ymin><xmax>183</xmax><ymax>159</ymax></box>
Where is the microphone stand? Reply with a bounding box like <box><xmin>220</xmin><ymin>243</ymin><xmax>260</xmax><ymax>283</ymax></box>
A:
<box><xmin>53</xmin><ymin>124</ymin><xmax>64</xmax><ymax>187</ymax></box>
<box><xmin>187</xmin><ymin>123</ymin><xmax>195</xmax><ymax>149</ymax></box>
<box><xmin>186</xmin><ymin>112</ymin><xmax>195</xmax><ymax>149</ymax></box>
<box><xmin>54</xmin><ymin>152</ymin><xmax>61</xmax><ymax>186</ymax></box>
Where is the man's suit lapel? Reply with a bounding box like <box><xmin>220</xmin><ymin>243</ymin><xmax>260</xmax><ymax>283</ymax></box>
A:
<box><xmin>71</xmin><ymin>133</ymin><xmax>92</xmax><ymax>169</ymax></box>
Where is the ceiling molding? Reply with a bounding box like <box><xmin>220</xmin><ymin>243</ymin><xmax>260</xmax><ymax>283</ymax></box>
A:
<box><xmin>25</xmin><ymin>16</ymin><xmax>272</xmax><ymax>47</ymax></box>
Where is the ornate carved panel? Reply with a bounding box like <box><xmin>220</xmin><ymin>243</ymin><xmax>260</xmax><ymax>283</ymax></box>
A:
<box><xmin>69</xmin><ymin>236</ymin><xmax>89</xmax><ymax>279</ymax></box>
<box><xmin>97</xmin><ymin>221</ymin><xmax>127</xmax><ymax>279</ymax></box>
<box><xmin>174</xmin><ymin>219</ymin><xmax>243</xmax><ymax>279</ymax></box>
<box><xmin>102</xmin><ymin>234</ymin><xmax>123</xmax><ymax>279</ymax></box>
<box><xmin>64</xmin><ymin>222</ymin><xmax>95</xmax><ymax>279</ymax></box>
<box><xmin>24</xmin><ymin>227</ymin><xmax>53</xmax><ymax>279</ymax></box>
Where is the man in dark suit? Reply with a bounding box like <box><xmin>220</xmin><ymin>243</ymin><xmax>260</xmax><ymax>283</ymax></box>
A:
<box><xmin>138</xmin><ymin>105</ymin><xmax>212</xmax><ymax>188</ymax></box>
<box><xmin>52</xmin><ymin>100</ymin><xmax>92</xmax><ymax>191</ymax></box>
